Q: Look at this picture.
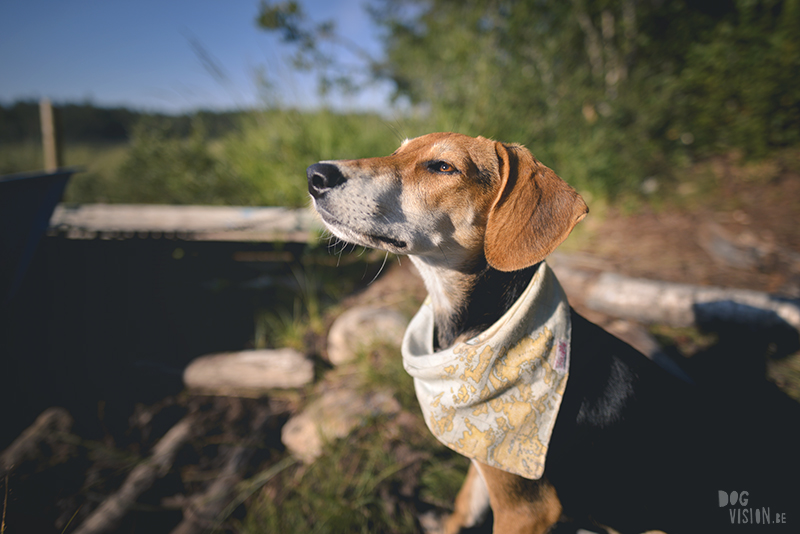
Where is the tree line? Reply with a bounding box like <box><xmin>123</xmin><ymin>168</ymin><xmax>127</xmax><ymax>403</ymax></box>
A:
<box><xmin>0</xmin><ymin>100</ymin><xmax>248</xmax><ymax>144</ymax></box>
<box><xmin>258</xmin><ymin>0</ymin><xmax>800</xmax><ymax>196</ymax></box>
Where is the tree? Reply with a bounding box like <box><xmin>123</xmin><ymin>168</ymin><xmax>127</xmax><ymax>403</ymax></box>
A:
<box><xmin>256</xmin><ymin>0</ymin><xmax>800</xmax><ymax>196</ymax></box>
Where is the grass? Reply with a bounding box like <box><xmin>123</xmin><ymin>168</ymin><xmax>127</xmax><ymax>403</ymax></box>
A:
<box><xmin>648</xmin><ymin>324</ymin><xmax>720</xmax><ymax>359</ymax></box>
<box><xmin>252</xmin><ymin>248</ymin><xmax>391</xmax><ymax>351</ymax></box>
<box><xmin>768</xmin><ymin>352</ymin><xmax>800</xmax><ymax>402</ymax></box>
<box><xmin>239</xmin><ymin>414</ymin><xmax>467</xmax><ymax>534</ymax></box>
<box><xmin>0</xmin><ymin>141</ymin><xmax>128</xmax><ymax>176</ymax></box>
<box><xmin>0</xmin><ymin>109</ymin><xmax>414</xmax><ymax>207</ymax></box>
<box><xmin>61</xmin><ymin>143</ymin><xmax>131</xmax><ymax>204</ymax></box>
<box><xmin>354</xmin><ymin>340</ymin><xmax>418</xmax><ymax>414</ymax></box>
<box><xmin>254</xmin><ymin>264</ymin><xmax>327</xmax><ymax>351</ymax></box>
<box><xmin>1</xmin><ymin>474</ymin><xmax>7</xmax><ymax>534</ymax></box>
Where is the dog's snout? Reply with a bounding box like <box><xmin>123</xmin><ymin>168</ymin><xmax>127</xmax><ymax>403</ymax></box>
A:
<box><xmin>307</xmin><ymin>163</ymin><xmax>346</xmax><ymax>198</ymax></box>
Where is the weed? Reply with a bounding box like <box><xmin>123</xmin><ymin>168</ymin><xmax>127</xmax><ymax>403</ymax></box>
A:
<box><xmin>2</xmin><ymin>473</ymin><xmax>7</xmax><ymax>534</ymax></box>
<box><xmin>648</xmin><ymin>324</ymin><xmax>719</xmax><ymax>359</ymax></box>
<box><xmin>768</xmin><ymin>351</ymin><xmax>800</xmax><ymax>403</ymax></box>
<box><xmin>354</xmin><ymin>341</ymin><xmax>417</xmax><ymax>414</ymax></box>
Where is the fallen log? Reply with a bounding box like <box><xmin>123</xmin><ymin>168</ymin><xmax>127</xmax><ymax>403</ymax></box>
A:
<box><xmin>547</xmin><ymin>253</ymin><xmax>800</xmax><ymax>332</ymax></box>
<box><xmin>183</xmin><ymin>348</ymin><xmax>314</xmax><ymax>396</ymax></box>
<box><xmin>73</xmin><ymin>415</ymin><xmax>196</xmax><ymax>534</ymax></box>
<box><xmin>583</xmin><ymin>272</ymin><xmax>800</xmax><ymax>332</ymax></box>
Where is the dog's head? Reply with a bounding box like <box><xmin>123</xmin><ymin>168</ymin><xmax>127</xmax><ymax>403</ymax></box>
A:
<box><xmin>307</xmin><ymin>132</ymin><xmax>587</xmax><ymax>272</ymax></box>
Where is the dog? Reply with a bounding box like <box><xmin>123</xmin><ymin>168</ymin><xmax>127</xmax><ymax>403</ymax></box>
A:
<box><xmin>306</xmin><ymin>132</ymin><xmax>799</xmax><ymax>533</ymax></box>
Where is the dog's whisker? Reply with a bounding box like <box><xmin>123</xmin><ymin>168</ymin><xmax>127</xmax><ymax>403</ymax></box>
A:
<box><xmin>367</xmin><ymin>251</ymin><xmax>390</xmax><ymax>285</ymax></box>
<box><xmin>382</xmin><ymin>118</ymin><xmax>406</xmax><ymax>143</ymax></box>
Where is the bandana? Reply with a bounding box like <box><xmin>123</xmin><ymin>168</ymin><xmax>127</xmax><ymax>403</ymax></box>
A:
<box><xmin>401</xmin><ymin>262</ymin><xmax>570</xmax><ymax>479</ymax></box>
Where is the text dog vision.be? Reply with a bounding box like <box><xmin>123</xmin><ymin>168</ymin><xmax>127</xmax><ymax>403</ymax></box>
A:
<box><xmin>719</xmin><ymin>491</ymin><xmax>788</xmax><ymax>525</ymax></box>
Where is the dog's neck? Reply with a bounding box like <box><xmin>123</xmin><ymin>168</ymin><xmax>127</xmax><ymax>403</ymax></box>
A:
<box><xmin>410</xmin><ymin>255</ymin><xmax>538</xmax><ymax>350</ymax></box>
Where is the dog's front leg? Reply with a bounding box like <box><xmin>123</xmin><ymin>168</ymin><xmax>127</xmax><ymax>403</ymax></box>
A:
<box><xmin>443</xmin><ymin>460</ymin><xmax>491</xmax><ymax>534</ymax></box>
<box><xmin>475</xmin><ymin>462</ymin><xmax>562</xmax><ymax>534</ymax></box>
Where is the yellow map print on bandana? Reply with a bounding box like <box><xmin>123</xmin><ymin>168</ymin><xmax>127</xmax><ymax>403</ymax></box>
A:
<box><xmin>402</xmin><ymin>262</ymin><xmax>570</xmax><ymax>479</ymax></box>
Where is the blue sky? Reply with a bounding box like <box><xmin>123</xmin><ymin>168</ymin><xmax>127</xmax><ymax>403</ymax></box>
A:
<box><xmin>0</xmin><ymin>0</ymin><xmax>391</xmax><ymax>113</ymax></box>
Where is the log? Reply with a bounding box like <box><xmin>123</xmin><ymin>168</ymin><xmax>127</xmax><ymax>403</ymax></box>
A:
<box><xmin>73</xmin><ymin>415</ymin><xmax>196</xmax><ymax>534</ymax></box>
<box><xmin>49</xmin><ymin>204</ymin><xmax>320</xmax><ymax>242</ymax></box>
<box><xmin>553</xmin><ymin>266</ymin><xmax>800</xmax><ymax>332</ymax></box>
<box><xmin>1</xmin><ymin>407</ymin><xmax>73</xmax><ymax>475</ymax></box>
<box><xmin>183</xmin><ymin>348</ymin><xmax>314</xmax><ymax>395</ymax></box>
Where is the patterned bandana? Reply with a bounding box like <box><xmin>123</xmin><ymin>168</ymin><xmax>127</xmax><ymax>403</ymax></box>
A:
<box><xmin>401</xmin><ymin>262</ymin><xmax>570</xmax><ymax>479</ymax></box>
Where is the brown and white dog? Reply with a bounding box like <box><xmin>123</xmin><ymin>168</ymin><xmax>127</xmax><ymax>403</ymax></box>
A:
<box><xmin>306</xmin><ymin>133</ymin><xmax>799</xmax><ymax>534</ymax></box>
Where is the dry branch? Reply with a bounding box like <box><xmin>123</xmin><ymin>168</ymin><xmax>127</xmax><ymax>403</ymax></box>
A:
<box><xmin>169</xmin><ymin>445</ymin><xmax>250</xmax><ymax>534</ymax></box>
<box><xmin>1</xmin><ymin>407</ymin><xmax>73</xmax><ymax>476</ymax></box>
<box><xmin>73</xmin><ymin>415</ymin><xmax>196</xmax><ymax>534</ymax></box>
<box><xmin>170</xmin><ymin>408</ymin><xmax>273</xmax><ymax>534</ymax></box>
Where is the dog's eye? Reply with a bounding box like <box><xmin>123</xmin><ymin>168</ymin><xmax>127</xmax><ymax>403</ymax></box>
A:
<box><xmin>430</xmin><ymin>161</ymin><xmax>456</xmax><ymax>174</ymax></box>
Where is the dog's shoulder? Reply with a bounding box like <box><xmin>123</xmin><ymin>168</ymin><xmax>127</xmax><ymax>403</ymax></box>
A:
<box><xmin>564</xmin><ymin>309</ymin><xmax>691</xmax><ymax>429</ymax></box>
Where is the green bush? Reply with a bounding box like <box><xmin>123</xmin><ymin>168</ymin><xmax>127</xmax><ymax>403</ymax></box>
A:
<box><xmin>222</xmin><ymin>109</ymin><xmax>408</xmax><ymax>207</ymax></box>
<box><xmin>110</xmin><ymin>118</ymin><xmax>257</xmax><ymax>205</ymax></box>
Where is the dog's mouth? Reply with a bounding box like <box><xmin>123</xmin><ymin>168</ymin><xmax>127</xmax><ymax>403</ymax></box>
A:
<box><xmin>371</xmin><ymin>234</ymin><xmax>407</xmax><ymax>249</ymax></box>
<box><xmin>313</xmin><ymin>204</ymin><xmax>408</xmax><ymax>251</ymax></box>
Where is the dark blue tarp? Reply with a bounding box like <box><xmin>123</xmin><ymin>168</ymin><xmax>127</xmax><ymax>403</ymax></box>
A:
<box><xmin>0</xmin><ymin>169</ymin><xmax>75</xmax><ymax>304</ymax></box>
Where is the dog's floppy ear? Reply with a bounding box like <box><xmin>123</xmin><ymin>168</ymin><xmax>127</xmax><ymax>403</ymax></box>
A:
<box><xmin>485</xmin><ymin>142</ymin><xmax>588</xmax><ymax>272</ymax></box>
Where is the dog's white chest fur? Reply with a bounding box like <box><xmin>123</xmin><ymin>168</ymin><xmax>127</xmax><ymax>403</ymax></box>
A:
<box><xmin>402</xmin><ymin>262</ymin><xmax>570</xmax><ymax>479</ymax></box>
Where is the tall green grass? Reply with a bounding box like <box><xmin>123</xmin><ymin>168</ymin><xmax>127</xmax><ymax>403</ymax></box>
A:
<box><xmin>6</xmin><ymin>103</ymin><xmax>792</xmax><ymax>209</ymax></box>
<box><xmin>0</xmin><ymin>109</ymin><xmax>417</xmax><ymax>207</ymax></box>
<box><xmin>221</xmin><ymin>109</ymin><xmax>408</xmax><ymax>207</ymax></box>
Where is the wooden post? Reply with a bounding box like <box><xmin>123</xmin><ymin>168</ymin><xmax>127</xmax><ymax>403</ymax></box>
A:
<box><xmin>39</xmin><ymin>98</ymin><xmax>59</xmax><ymax>172</ymax></box>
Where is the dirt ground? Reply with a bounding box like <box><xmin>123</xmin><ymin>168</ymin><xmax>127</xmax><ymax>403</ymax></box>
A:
<box><xmin>570</xmin><ymin>154</ymin><xmax>800</xmax><ymax>296</ymax></box>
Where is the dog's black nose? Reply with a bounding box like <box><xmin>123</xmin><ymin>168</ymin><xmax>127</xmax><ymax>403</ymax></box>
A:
<box><xmin>307</xmin><ymin>163</ymin><xmax>346</xmax><ymax>198</ymax></box>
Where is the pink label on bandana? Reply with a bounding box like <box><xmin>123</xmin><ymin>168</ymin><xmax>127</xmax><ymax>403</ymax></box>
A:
<box><xmin>554</xmin><ymin>340</ymin><xmax>569</xmax><ymax>372</ymax></box>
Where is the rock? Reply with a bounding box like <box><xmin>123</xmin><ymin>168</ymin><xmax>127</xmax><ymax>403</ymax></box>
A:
<box><xmin>183</xmin><ymin>349</ymin><xmax>313</xmax><ymax>395</ymax></box>
<box><xmin>327</xmin><ymin>306</ymin><xmax>407</xmax><ymax>365</ymax></box>
<box><xmin>281</xmin><ymin>387</ymin><xmax>400</xmax><ymax>463</ymax></box>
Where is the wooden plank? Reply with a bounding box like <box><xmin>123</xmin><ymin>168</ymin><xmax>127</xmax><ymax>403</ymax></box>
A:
<box><xmin>49</xmin><ymin>204</ymin><xmax>323</xmax><ymax>243</ymax></box>
<box><xmin>39</xmin><ymin>99</ymin><xmax>59</xmax><ymax>172</ymax></box>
